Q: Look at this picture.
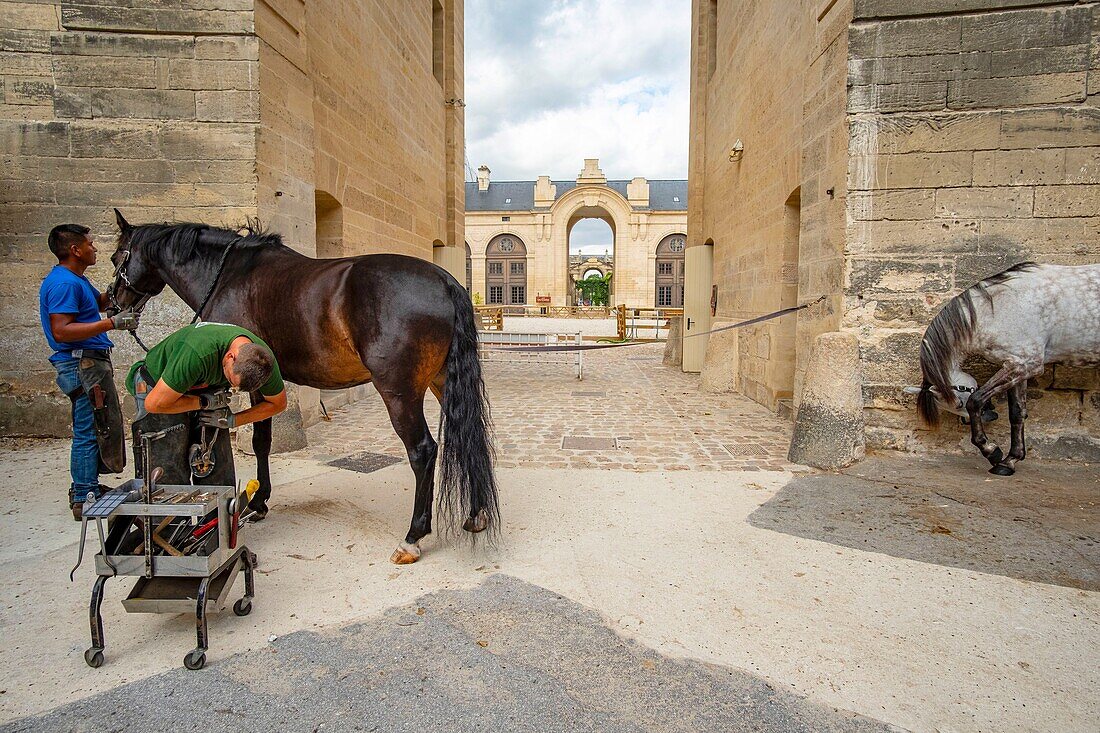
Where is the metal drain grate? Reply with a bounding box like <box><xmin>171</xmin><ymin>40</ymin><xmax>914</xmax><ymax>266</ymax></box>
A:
<box><xmin>723</xmin><ymin>443</ymin><xmax>769</xmax><ymax>457</ymax></box>
<box><xmin>561</xmin><ymin>436</ymin><xmax>617</xmax><ymax>450</ymax></box>
<box><xmin>328</xmin><ymin>451</ymin><xmax>403</xmax><ymax>474</ymax></box>
<box><xmin>571</xmin><ymin>391</ymin><xmax>607</xmax><ymax>398</ymax></box>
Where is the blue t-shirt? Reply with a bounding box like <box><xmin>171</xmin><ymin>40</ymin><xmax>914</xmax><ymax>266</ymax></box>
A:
<box><xmin>39</xmin><ymin>266</ymin><xmax>113</xmax><ymax>362</ymax></box>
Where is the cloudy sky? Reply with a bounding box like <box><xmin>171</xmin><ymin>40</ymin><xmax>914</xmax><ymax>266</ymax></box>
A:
<box><xmin>464</xmin><ymin>0</ymin><xmax>691</xmax><ymax>187</ymax></box>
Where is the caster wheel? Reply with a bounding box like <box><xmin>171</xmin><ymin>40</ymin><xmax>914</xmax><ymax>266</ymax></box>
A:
<box><xmin>84</xmin><ymin>648</ymin><xmax>104</xmax><ymax>668</ymax></box>
<box><xmin>233</xmin><ymin>598</ymin><xmax>252</xmax><ymax>616</ymax></box>
<box><xmin>184</xmin><ymin>650</ymin><xmax>206</xmax><ymax>670</ymax></box>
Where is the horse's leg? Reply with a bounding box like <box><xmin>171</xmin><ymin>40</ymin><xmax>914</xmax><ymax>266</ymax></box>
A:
<box><xmin>992</xmin><ymin>383</ymin><xmax>1028</xmax><ymax>476</ymax></box>
<box><xmin>247</xmin><ymin>392</ymin><xmax>273</xmax><ymax>519</ymax></box>
<box><xmin>429</xmin><ymin>371</ymin><xmax>446</xmax><ymax>404</ymax></box>
<box><xmin>967</xmin><ymin>361</ymin><xmax>1040</xmax><ymax>469</ymax></box>
<box><xmin>379</xmin><ymin>390</ymin><xmax>438</xmax><ymax>565</ymax></box>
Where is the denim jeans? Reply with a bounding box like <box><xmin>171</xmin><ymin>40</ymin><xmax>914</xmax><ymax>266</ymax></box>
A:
<box><xmin>52</xmin><ymin>358</ymin><xmax>100</xmax><ymax>503</ymax></box>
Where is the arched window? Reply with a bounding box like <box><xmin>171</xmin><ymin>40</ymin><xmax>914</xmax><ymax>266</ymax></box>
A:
<box><xmin>655</xmin><ymin>234</ymin><xmax>686</xmax><ymax>307</ymax></box>
<box><xmin>485</xmin><ymin>234</ymin><xmax>528</xmax><ymax>305</ymax></box>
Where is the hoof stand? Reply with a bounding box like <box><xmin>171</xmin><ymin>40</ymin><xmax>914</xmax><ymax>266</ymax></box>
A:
<box><xmin>390</xmin><ymin>542</ymin><xmax>421</xmax><ymax>565</ymax></box>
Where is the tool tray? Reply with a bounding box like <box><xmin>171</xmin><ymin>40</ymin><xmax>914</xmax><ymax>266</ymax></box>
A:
<box><xmin>88</xmin><ymin>478</ymin><xmax>238</xmax><ymax>578</ymax></box>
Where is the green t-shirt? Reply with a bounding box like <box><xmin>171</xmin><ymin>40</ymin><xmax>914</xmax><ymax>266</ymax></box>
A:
<box><xmin>126</xmin><ymin>322</ymin><xmax>284</xmax><ymax>397</ymax></box>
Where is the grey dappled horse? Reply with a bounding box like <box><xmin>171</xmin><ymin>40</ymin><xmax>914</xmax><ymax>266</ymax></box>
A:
<box><xmin>910</xmin><ymin>262</ymin><xmax>1100</xmax><ymax>476</ymax></box>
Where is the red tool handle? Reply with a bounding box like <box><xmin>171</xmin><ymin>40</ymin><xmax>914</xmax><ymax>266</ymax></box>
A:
<box><xmin>192</xmin><ymin>517</ymin><xmax>218</xmax><ymax>539</ymax></box>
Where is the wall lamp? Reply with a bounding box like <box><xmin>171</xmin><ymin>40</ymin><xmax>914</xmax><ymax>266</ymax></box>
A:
<box><xmin>728</xmin><ymin>139</ymin><xmax>744</xmax><ymax>163</ymax></box>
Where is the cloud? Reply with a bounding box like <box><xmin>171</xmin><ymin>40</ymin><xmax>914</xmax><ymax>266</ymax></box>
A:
<box><xmin>465</xmin><ymin>0</ymin><xmax>690</xmax><ymax>181</ymax></box>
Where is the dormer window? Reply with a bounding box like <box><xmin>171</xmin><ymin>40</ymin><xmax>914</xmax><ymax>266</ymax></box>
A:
<box><xmin>673</xmin><ymin>196</ymin><xmax>680</xmax><ymax>202</ymax></box>
<box><xmin>505</xmin><ymin>198</ymin><xmax>512</xmax><ymax>204</ymax></box>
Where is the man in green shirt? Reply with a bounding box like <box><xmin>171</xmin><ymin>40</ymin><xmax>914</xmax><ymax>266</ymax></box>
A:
<box><xmin>127</xmin><ymin>322</ymin><xmax>287</xmax><ymax>484</ymax></box>
<box><xmin>128</xmin><ymin>322</ymin><xmax>287</xmax><ymax>424</ymax></box>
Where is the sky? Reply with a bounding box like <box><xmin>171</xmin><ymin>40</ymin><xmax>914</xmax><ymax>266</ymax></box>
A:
<box><xmin>464</xmin><ymin>1</ymin><xmax>692</xmax><ymax>247</ymax></box>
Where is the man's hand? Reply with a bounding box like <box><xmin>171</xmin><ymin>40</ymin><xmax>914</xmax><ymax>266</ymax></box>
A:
<box><xmin>198</xmin><ymin>391</ymin><xmax>232</xmax><ymax>411</ymax></box>
<box><xmin>197</xmin><ymin>407</ymin><xmax>235</xmax><ymax>430</ymax></box>
<box><xmin>110</xmin><ymin>310</ymin><xmax>140</xmax><ymax>331</ymax></box>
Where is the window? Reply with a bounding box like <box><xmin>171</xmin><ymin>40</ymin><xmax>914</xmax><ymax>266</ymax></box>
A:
<box><xmin>501</xmin><ymin>216</ymin><xmax>510</xmax><ymax>222</ymax></box>
<box><xmin>657</xmin><ymin>286</ymin><xmax>673</xmax><ymax>307</ymax></box>
<box><xmin>505</xmin><ymin>198</ymin><xmax>511</xmax><ymax>204</ymax></box>
<box><xmin>679</xmin><ymin>261</ymin><xmax>686</xmax><ymax>276</ymax></box>
<box><xmin>489</xmin><ymin>285</ymin><xmax>503</xmax><ymax>304</ymax></box>
<box><xmin>510</xmin><ymin>261</ymin><xmax>524</xmax><ymax>275</ymax></box>
<box><xmin>432</xmin><ymin>0</ymin><xmax>444</xmax><ymax>85</ymax></box>
<box><xmin>510</xmin><ymin>285</ymin><xmax>525</xmax><ymax>304</ymax></box>
<box><xmin>488</xmin><ymin>261</ymin><xmax>503</xmax><ymax>275</ymax></box>
<box><xmin>658</xmin><ymin>262</ymin><xmax>673</xmax><ymax>275</ymax></box>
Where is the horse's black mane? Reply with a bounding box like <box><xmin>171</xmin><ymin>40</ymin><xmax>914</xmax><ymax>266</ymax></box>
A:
<box><xmin>917</xmin><ymin>261</ymin><xmax>1039</xmax><ymax>425</ymax></box>
<box><xmin>126</xmin><ymin>220</ymin><xmax>285</xmax><ymax>255</ymax></box>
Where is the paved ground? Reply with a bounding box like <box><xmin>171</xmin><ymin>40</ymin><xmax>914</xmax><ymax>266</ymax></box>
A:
<box><xmin>0</xmin><ymin>346</ymin><xmax>1097</xmax><ymax>732</ymax></box>
<box><xmin>1</xmin><ymin>575</ymin><xmax>897</xmax><ymax>733</ymax></box>
<box><xmin>303</xmin><ymin>342</ymin><xmax>798</xmax><ymax>472</ymax></box>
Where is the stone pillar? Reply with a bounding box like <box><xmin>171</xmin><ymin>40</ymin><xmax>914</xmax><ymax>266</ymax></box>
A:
<box><xmin>663</xmin><ymin>316</ymin><xmax>683</xmax><ymax>366</ymax></box>
<box><xmin>236</xmin><ymin>382</ymin><xmax>308</xmax><ymax>455</ymax></box>
<box><xmin>787</xmin><ymin>331</ymin><xmax>865</xmax><ymax>470</ymax></box>
<box><xmin>700</xmin><ymin>322</ymin><xmax>739</xmax><ymax>393</ymax></box>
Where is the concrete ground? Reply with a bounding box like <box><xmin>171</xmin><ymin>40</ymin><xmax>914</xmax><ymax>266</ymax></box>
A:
<box><xmin>0</xmin><ymin>346</ymin><xmax>1097</xmax><ymax>732</ymax></box>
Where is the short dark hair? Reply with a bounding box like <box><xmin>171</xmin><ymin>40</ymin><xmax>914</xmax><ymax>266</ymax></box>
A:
<box><xmin>234</xmin><ymin>342</ymin><xmax>276</xmax><ymax>393</ymax></box>
<box><xmin>48</xmin><ymin>224</ymin><xmax>90</xmax><ymax>260</ymax></box>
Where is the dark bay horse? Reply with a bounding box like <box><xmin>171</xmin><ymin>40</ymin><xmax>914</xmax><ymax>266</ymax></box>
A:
<box><xmin>106</xmin><ymin>211</ymin><xmax>499</xmax><ymax>564</ymax></box>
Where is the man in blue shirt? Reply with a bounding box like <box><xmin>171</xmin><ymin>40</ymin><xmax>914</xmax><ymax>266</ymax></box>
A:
<box><xmin>39</xmin><ymin>224</ymin><xmax>139</xmax><ymax>518</ymax></box>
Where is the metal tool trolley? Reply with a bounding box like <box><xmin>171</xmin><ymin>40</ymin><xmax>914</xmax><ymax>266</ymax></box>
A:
<box><xmin>73</xmin><ymin>426</ymin><xmax>258</xmax><ymax>671</ymax></box>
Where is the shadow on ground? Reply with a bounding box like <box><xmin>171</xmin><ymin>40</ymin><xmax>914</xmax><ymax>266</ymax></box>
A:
<box><xmin>2</xmin><ymin>575</ymin><xmax>898</xmax><ymax>733</ymax></box>
<box><xmin>749</xmin><ymin>453</ymin><xmax>1100</xmax><ymax>590</ymax></box>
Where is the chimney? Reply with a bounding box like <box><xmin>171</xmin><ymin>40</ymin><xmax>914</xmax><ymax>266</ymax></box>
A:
<box><xmin>477</xmin><ymin>165</ymin><xmax>491</xmax><ymax>191</ymax></box>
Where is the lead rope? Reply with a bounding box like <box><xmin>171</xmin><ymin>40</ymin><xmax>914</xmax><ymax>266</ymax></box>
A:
<box><xmin>189</xmin><ymin>239</ymin><xmax>239</xmax><ymax>325</ymax></box>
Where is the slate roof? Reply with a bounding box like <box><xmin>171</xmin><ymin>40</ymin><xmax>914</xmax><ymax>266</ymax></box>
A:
<box><xmin>465</xmin><ymin>179</ymin><xmax>687</xmax><ymax>212</ymax></box>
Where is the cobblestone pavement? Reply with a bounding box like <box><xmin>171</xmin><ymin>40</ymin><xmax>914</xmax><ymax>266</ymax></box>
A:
<box><xmin>297</xmin><ymin>342</ymin><xmax>801</xmax><ymax>472</ymax></box>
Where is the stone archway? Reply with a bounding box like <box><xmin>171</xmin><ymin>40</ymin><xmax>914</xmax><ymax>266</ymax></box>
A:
<box><xmin>550</xmin><ymin>184</ymin><xmax>633</xmax><ymax>306</ymax></box>
<box><xmin>485</xmin><ymin>233</ymin><xmax>528</xmax><ymax>305</ymax></box>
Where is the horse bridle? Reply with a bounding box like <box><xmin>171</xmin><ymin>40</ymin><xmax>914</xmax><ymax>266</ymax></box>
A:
<box><xmin>107</xmin><ymin>247</ymin><xmax>156</xmax><ymax>317</ymax></box>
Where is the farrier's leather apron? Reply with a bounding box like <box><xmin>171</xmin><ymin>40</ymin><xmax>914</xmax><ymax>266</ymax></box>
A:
<box><xmin>68</xmin><ymin>350</ymin><xmax>126</xmax><ymax>474</ymax></box>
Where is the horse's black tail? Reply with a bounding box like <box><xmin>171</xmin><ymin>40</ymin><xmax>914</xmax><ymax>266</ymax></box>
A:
<box><xmin>437</xmin><ymin>275</ymin><xmax>500</xmax><ymax>537</ymax></box>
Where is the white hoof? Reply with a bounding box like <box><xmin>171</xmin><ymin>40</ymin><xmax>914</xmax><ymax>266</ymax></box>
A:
<box><xmin>390</xmin><ymin>541</ymin><xmax>421</xmax><ymax>565</ymax></box>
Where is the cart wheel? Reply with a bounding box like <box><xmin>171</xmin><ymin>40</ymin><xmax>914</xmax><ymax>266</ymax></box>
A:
<box><xmin>183</xmin><ymin>650</ymin><xmax>206</xmax><ymax>670</ymax></box>
<box><xmin>233</xmin><ymin>598</ymin><xmax>252</xmax><ymax>616</ymax></box>
<box><xmin>84</xmin><ymin>648</ymin><xmax>104</xmax><ymax>668</ymax></box>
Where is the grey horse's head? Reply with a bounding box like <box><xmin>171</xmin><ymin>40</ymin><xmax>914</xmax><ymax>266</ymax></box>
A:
<box><xmin>905</xmin><ymin>370</ymin><xmax>997</xmax><ymax>423</ymax></box>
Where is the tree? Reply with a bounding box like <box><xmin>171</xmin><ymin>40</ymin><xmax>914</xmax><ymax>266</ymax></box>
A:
<box><xmin>575</xmin><ymin>273</ymin><xmax>611</xmax><ymax>306</ymax></box>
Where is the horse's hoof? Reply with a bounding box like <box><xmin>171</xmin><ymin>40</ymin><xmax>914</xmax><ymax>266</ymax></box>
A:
<box><xmin>390</xmin><ymin>542</ymin><xmax>421</xmax><ymax>565</ymax></box>
<box><xmin>247</xmin><ymin>501</ymin><xmax>268</xmax><ymax>521</ymax></box>
<box><xmin>989</xmin><ymin>463</ymin><xmax>1015</xmax><ymax>477</ymax></box>
<box><xmin>985</xmin><ymin>447</ymin><xmax>1004</xmax><ymax>466</ymax></box>
<box><xmin>463</xmin><ymin>508</ymin><xmax>490</xmax><ymax>534</ymax></box>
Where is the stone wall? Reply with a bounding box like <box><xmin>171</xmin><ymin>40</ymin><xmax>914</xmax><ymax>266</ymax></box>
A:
<box><xmin>1</xmin><ymin>0</ymin><xmax>465</xmax><ymax>437</ymax></box>
<box><xmin>846</xmin><ymin>0</ymin><xmax>1100</xmax><ymax>458</ymax></box>
<box><xmin>690</xmin><ymin>0</ymin><xmax>851</xmax><ymax>411</ymax></box>
<box><xmin>1</xmin><ymin>0</ymin><xmax>260</xmax><ymax>436</ymax></box>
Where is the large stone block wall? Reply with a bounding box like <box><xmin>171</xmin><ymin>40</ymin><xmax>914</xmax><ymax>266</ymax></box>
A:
<box><xmin>845</xmin><ymin>0</ymin><xmax>1100</xmax><ymax>458</ymax></box>
<box><xmin>1</xmin><ymin>0</ymin><xmax>260</xmax><ymax>436</ymax></box>
<box><xmin>691</xmin><ymin>0</ymin><xmax>851</xmax><ymax>410</ymax></box>
<box><xmin>2</xmin><ymin>0</ymin><xmax>465</xmax><ymax>437</ymax></box>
